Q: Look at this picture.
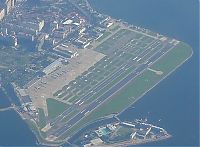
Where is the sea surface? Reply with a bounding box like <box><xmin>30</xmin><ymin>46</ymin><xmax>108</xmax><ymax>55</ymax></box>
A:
<box><xmin>0</xmin><ymin>0</ymin><xmax>199</xmax><ymax>146</ymax></box>
<box><xmin>90</xmin><ymin>0</ymin><xmax>199</xmax><ymax>146</ymax></box>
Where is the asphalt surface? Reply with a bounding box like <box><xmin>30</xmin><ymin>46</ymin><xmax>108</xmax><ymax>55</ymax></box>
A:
<box><xmin>47</xmin><ymin>41</ymin><xmax>174</xmax><ymax>138</ymax></box>
<box><xmin>48</xmin><ymin>40</ymin><xmax>156</xmax><ymax>127</ymax></box>
<box><xmin>49</xmin><ymin>36</ymin><xmax>162</xmax><ymax>127</ymax></box>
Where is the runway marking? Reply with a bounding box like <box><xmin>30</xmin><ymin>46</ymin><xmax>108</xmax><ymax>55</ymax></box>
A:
<box><xmin>84</xmin><ymin>111</ymin><xmax>90</xmax><ymax>116</ymax></box>
<box><xmin>147</xmin><ymin>68</ymin><xmax>163</xmax><ymax>75</ymax></box>
<box><xmin>78</xmin><ymin>101</ymin><xmax>84</xmax><ymax>106</ymax></box>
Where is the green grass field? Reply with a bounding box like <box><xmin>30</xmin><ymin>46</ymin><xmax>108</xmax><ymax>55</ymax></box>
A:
<box><xmin>59</xmin><ymin>41</ymin><xmax>193</xmax><ymax>139</ymax></box>
<box><xmin>109</xmin><ymin>25</ymin><xmax>121</xmax><ymax>32</ymax></box>
<box><xmin>86</xmin><ymin>44</ymin><xmax>93</xmax><ymax>49</ymax></box>
<box><xmin>38</xmin><ymin>108</ymin><xmax>46</xmax><ymax>129</ymax></box>
<box><xmin>46</xmin><ymin>98</ymin><xmax>69</xmax><ymax>119</ymax></box>
<box><xmin>96</xmin><ymin>31</ymin><xmax>112</xmax><ymax>42</ymax></box>
<box><xmin>116</xmin><ymin>126</ymin><xmax>133</xmax><ymax>137</ymax></box>
<box><xmin>32</xmin><ymin>28</ymin><xmax>192</xmax><ymax>143</ymax></box>
<box><xmin>28</xmin><ymin>26</ymin><xmax>193</xmax><ymax>145</ymax></box>
<box><xmin>152</xmin><ymin>42</ymin><xmax>193</xmax><ymax>72</ymax></box>
<box><xmin>53</xmin><ymin>90</ymin><xmax>62</xmax><ymax>97</ymax></box>
<box><xmin>25</xmin><ymin>119</ymin><xmax>64</xmax><ymax>145</ymax></box>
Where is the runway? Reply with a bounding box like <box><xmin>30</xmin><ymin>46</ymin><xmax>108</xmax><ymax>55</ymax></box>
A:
<box><xmin>49</xmin><ymin>37</ymin><xmax>163</xmax><ymax>127</ymax></box>
<box><xmin>47</xmin><ymin>41</ymin><xmax>174</xmax><ymax>137</ymax></box>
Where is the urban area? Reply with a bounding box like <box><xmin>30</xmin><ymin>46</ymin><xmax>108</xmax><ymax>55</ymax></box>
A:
<box><xmin>0</xmin><ymin>0</ymin><xmax>192</xmax><ymax>146</ymax></box>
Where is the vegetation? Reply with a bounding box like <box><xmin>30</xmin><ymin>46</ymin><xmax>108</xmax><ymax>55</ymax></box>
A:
<box><xmin>59</xmin><ymin>42</ymin><xmax>193</xmax><ymax>139</ymax></box>
<box><xmin>46</xmin><ymin>98</ymin><xmax>69</xmax><ymax>119</ymax></box>
<box><xmin>53</xmin><ymin>90</ymin><xmax>62</xmax><ymax>97</ymax></box>
<box><xmin>116</xmin><ymin>127</ymin><xmax>133</xmax><ymax>136</ymax></box>
<box><xmin>109</xmin><ymin>25</ymin><xmax>121</xmax><ymax>32</ymax></box>
<box><xmin>38</xmin><ymin>108</ymin><xmax>46</xmax><ymax>129</ymax></box>
<box><xmin>152</xmin><ymin>42</ymin><xmax>193</xmax><ymax>72</ymax></box>
<box><xmin>25</xmin><ymin>119</ymin><xmax>64</xmax><ymax>145</ymax></box>
<box><xmin>96</xmin><ymin>31</ymin><xmax>112</xmax><ymax>42</ymax></box>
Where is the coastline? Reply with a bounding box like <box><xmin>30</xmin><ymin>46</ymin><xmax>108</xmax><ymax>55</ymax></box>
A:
<box><xmin>69</xmin><ymin>116</ymin><xmax>172</xmax><ymax>146</ymax></box>
<box><xmin>0</xmin><ymin>0</ymin><xmax>196</xmax><ymax>146</ymax></box>
<box><xmin>63</xmin><ymin>41</ymin><xmax>193</xmax><ymax>142</ymax></box>
<box><xmin>119</xmin><ymin>43</ymin><xmax>193</xmax><ymax>115</ymax></box>
<box><xmin>1</xmin><ymin>19</ymin><xmax>193</xmax><ymax>147</ymax></box>
<box><xmin>22</xmin><ymin>15</ymin><xmax>193</xmax><ymax>147</ymax></box>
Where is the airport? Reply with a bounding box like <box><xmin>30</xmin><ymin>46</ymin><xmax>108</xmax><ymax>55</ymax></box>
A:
<box><xmin>38</xmin><ymin>27</ymin><xmax>178</xmax><ymax>140</ymax></box>
<box><xmin>0</xmin><ymin>0</ymin><xmax>193</xmax><ymax>145</ymax></box>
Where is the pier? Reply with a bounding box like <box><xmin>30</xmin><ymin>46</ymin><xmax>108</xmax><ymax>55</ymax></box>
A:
<box><xmin>0</xmin><ymin>106</ymin><xmax>14</xmax><ymax>112</ymax></box>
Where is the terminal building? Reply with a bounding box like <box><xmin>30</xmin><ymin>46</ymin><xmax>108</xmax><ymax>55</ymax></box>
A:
<box><xmin>43</xmin><ymin>58</ymin><xmax>63</xmax><ymax>75</ymax></box>
<box><xmin>54</xmin><ymin>44</ymin><xmax>78</xmax><ymax>58</ymax></box>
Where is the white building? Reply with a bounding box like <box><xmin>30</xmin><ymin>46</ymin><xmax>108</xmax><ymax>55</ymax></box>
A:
<box><xmin>43</xmin><ymin>58</ymin><xmax>63</xmax><ymax>75</ymax></box>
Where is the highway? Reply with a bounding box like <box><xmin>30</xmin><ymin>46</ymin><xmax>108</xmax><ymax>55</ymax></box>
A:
<box><xmin>47</xmin><ymin>41</ymin><xmax>174</xmax><ymax>138</ymax></box>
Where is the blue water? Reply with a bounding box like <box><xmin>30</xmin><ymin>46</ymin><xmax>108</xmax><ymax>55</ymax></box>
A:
<box><xmin>90</xmin><ymin>0</ymin><xmax>199</xmax><ymax>146</ymax></box>
<box><xmin>0</xmin><ymin>0</ymin><xmax>199</xmax><ymax>146</ymax></box>
<box><xmin>0</xmin><ymin>89</ymin><xmax>11</xmax><ymax>108</ymax></box>
<box><xmin>0</xmin><ymin>110</ymin><xmax>37</xmax><ymax>146</ymax></box>
<box><xmin>0</xmin><ymin>87</ymin><xmax>37</xmax><ymax>146</ymax></box>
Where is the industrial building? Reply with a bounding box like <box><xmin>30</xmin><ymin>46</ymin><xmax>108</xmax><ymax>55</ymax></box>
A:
<box><xmin>55</xmin><ymin>44</ymin><xmax>78</xmax><ymax>58</ymax></box>
<box><xmin>20</xmin><ymin>19</ymin><xmax>45</xmax><ymax>32</ymax></box>
<box><xmin>0</xmin><ymin>7</ymin><xmax>5</xmax><ymax>21</ymax></box>
<box><xmin>0</xmin><ymin>0</ymin><xmax>16</xmax><ymax>17</ymax></box>
<box><xmin>52</xmin><ymin>26</ymin><xmax>71</xmax><ymax>39</ymax></box>
<box><xmin>17</xmin><ymin>88</ymin><xmax>32</xmax><ymax>105</ymax></box>
<box><xmin>43</xmin><ymin>58</ymin><xmax>63</xmax><ymax>75</ymax></box>
<box><xmin>36</xmin><ymin>33</ymin><xmax>49</xmax><ymax>51</ymax></box>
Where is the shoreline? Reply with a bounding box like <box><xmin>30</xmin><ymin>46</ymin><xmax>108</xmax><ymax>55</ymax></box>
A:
<box><xmin>69</xmin><ymin>116</ymin><xmax>172</xmax><ymax>147</ymax></box>
<box><xmin>65</xmin><ymin>41</ymin><xmax>193</xmax><ymax>140</ymax></box>
<box><xmin>100</xmin><ymin>135</ymin><xmax>172</xmax><ymax>147</ymax></box>
<box><xmin>119</xmin><ymin>44</ymin><xmax>193</xmax><ymax>115</ymax></box>
<box><xmin>1</xmin><ymin>20</ymin><xmax>193</xmax><ymax>147</ymax></box>
<box><xmin>14</xmin><ymin>18</ymin><xmax>193</xmax><ymax>147</ymax></box>
<box><xmin>0</xmin><ymin>0</ymin><xmax>194</xmax><ymax>146</ymax></box>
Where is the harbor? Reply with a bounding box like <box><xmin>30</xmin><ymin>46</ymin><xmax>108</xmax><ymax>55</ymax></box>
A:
<box><xmin>71</xmin><ymin>116</ymin><xmax>171</xmax><ymax>147</ymax></box>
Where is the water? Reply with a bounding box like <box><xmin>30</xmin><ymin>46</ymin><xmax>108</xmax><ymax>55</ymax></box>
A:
<box><xmin>0</xmin><ymin>89</ymin><xmax>11</xmax><ymax>108</ymax></box>
<box><xmin>0</xmin><ymin>85</ymin><xmax>37</xmax><ymax>146</ymax></box>
<box><xmin>90</xmin><ymin>0</ymin><xmax>199</xmax><ymax>146</ymax></box>
<box><xmin>0</xmin><ymin>110</ymin><xmax>37</xmax><ymax>146</ymax></box>
<box><xmin>0</xmin><ymin>0</ymin><xmax>199</xmax><ymax>146</ymax></box>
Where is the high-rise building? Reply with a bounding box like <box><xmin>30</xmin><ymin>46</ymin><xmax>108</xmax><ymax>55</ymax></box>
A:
<box><xmin>0</xmin><ymin>7</ymin><xmax>5</xmax><ymax>21</ymax></box>
<box><xmin>11</xmin><ymin>0</ymin><xmax>16</xmax><ymax>8</ymax></box>
<box><xmin>6</xmin><ymin>0</ymin><xmax>12</xmax><ymax>14</ymax></box>
<box><xmin>0</xmin><ymin>0</ymin><xmax>15</xmax><ymax>15</ymax></box>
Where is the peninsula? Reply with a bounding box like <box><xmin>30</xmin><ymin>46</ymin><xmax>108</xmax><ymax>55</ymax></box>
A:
<box><xmin>0</xmin><ymin>0</ymin><xmax>193</xmax><ymax>146</ymax></box>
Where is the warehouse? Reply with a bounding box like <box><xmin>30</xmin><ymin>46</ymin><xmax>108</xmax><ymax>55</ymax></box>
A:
<box><xmin>43</xmin><ymin>58</ymin><xmax>63</xmax><ymax>75</ymax></box>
